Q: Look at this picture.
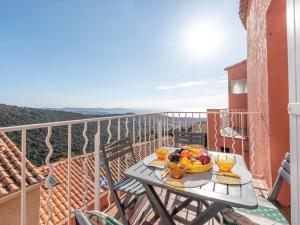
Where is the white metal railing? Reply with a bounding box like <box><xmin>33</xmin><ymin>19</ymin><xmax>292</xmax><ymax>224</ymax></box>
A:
<box><xmin>0</xmin><ymin>110</ymin><xmax>263</xmax><ymax>225</ymax></box>
<box><xmin>220</xmin><ymin>109</ymin><xmax>248</xmax><ymax>138</ymax></box>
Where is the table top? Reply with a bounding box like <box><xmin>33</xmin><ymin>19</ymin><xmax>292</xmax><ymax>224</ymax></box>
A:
<box><xmin>125</xmin><ymin>151</ymin><xmax>258</xmax><ymax>209</ymax></box>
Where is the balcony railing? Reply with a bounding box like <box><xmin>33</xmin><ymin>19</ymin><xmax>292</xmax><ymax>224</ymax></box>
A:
<box><xmin>0</xmin><ymin>110</ymin><xmax>262</xmax><ymax>225</ymax></box>
<box><xmin>219</xmin><ymin>109</ymin><xmax>248</xmax><ymax>138</ymax></box>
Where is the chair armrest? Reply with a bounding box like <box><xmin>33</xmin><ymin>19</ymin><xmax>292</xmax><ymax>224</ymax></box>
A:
<box><xmin>87</xmin><ymin>210</ymin><xmax>124</xmax><ymax>225</ymax></box>
<box><xmin>74</xmin><ymin>210</ymin><xmax>93</xmax><ymax>225</ymax></box>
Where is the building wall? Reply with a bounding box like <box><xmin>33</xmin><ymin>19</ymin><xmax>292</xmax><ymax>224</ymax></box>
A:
<box><xmin>246</xmin><ymin>0</ymin><xmax>289</xmax><ymax>205</ymax></box>
<box><xmin>207</xmin><ymin>109</ymin><xmax>221</xmax><ymax>151</ymax></box>
<box><xmin>229</xmin><ymin>94</ymin><xmax>247</xmax><ymax>110</ymax></box>
<box><xmin>266</xmin><ymin>0</ymin><xmax>290</xmax><ymax>205</ymax></box>
<box><xmin>226</xmin><ymin>60</ymin><xmax>248</xmax><ymax>110</ymax></box>
<box><xmin>207</xmin><ymin>109</ymin><xmax>249</xmax><ymax>166</ymax></box>
<box><xmin>246</xmin><ymin>0</ymin><xmax>272</xmax><ymax>187</ymax></box>
<box><xmin>0</xmin><ymin>187</ymin><xmax>40</xmax><ymax>225</ymax></box>
<box><xmin>207</xmin><ymin>61</ymin><xmax>249</xmax><ymax>163</ymax></box>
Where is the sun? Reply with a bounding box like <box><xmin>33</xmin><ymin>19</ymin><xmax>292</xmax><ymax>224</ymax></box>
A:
<box><xmin>183</xmin><ymin>21</ymin><xmax>222</xmax><ymax>60</ymax></box>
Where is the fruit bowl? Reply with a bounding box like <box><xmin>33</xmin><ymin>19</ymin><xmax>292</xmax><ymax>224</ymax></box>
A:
<box><xmin>167</xmin><ymin>148</ymin><xmax>212</xmax><ymax>175</ymax></box>
<box><xmin>166</xmin><ymin>161</ymin><xmax>186</xmax><ymax>179</ymax></box>
<box><xmin>186</xmin><ymin>161</ymin><xmax>212</xmax><ymax>173</ymax></box>
<box><xmin>155</xmin><ymin>147</ymin><xmax>169</xmax><ymax>160</ymax></box>
<box><xmin>215</xmin><ymin>156</ymin><xmax>236</xmax><ymax>172</ymax></box>
<box><xmin>182</xmin><ymin>145</ymin><xmax>205</xmax><ymax>155</ymax></box>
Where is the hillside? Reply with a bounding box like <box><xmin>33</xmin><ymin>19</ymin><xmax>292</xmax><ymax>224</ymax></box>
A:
<box><xmin>0</xmin><ymin>104</ymin><xmax>202</xmax><ymax>166</ymax></box>
<box><xmin>44</xmin><ymin>107</ymin><xmax>159</xmax><ymax>115</ymax></box>
<box><xmin>0</xmin><ymin>104</ymin><xmax>124</xmax><ymax>166</ymax></box>
<box><xmin>0</xmin><ymin>104</ymin><xmax>92</xmax><ymax>127</ymax></box>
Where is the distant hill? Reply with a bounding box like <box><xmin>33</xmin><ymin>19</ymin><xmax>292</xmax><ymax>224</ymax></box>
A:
<box><xmin>44</xmin><ymin>107</ymin><xmax>159</xmax><ymax>115</ymax></box>
<box><xmin>0</xmin><ymin>104</ymin><xmax>92</xmax><ymax>127</ymax></box>
<box><xmin>0</xmin><ymin>104</ymin><xmax>204</xmax><ymax>166</ymax></box>
<box><xmin>0</xmin><ymin>104</ymin><xmax>128</xmax><ymax>166</ymax></box>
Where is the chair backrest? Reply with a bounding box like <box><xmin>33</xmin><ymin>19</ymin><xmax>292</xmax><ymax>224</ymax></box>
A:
<box><xmin>268</xmin><ymin>152</ymin><xmax>290</xmax><ymax>202</ymax></box>
<box><xmin>74</xmin><ymin>210</ymin><xmax>93</xmax><ymax>225</ymax></box>
<box><xmin>174</xmin><ymin>130</ymin><xmax>206</xmax><ymax>147</ymax></box>
<box><xmin>86</xmin><ymin>210</ymin><xmax>124</xmax><ymax>225</ymax></box>
<box><xmin>101</xmin><ymin>137</ymin><xmax>136</xmax><ymax>183</ymax></box>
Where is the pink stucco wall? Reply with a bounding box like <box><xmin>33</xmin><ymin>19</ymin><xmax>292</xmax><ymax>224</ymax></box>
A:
<box><xmin>207</xmin><ymin>0</ymin><xmax>290</xmax><ymax>206</ymax></box>
<box><xmin>246</xmin><ymin>0</ymin><xmax>272</xmax><ymax>188</ymax></box>
<box><xmin>225</xmin><ymin>60</ymin><xmax>248</xmax><ymax>110</ymax></box>
<box><xmin>246</xmin><ymin>0</ymin><xmax>290</xmax><ymax>205</ymax></box>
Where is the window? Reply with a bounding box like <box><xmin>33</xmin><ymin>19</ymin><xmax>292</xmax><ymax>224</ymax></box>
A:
<box><xmin>45</xmin><ymin>175</ymin><xmax>59</xmax><ymax>188</ymax></box>
<box><xmin>229</xmin><ymin>79</ymin><xmax>247</xmax><ymax>94</ymax></box>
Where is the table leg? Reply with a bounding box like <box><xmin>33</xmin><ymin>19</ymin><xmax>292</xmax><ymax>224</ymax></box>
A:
<box><xmin>200</xmin><ymin>200</ymin><xmax>221</xmax><ymax>223</ymax></box>
<box><xmin>189</xmin><ymin>202</ymin><xmax>226</xmax><ymax>225</ymax></box>
<box><xmin>170</xmin><ymin>197</ymin><xmax>193</xmax><ymax>216</ymax></box>
<box><xmin>142</xmin><ymin>184</ymin><xmax>176</xmax><ymax>225</ymax></box>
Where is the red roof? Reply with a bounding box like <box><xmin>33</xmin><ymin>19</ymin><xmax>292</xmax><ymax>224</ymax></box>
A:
<box><xmin>224</xmin><ymin>59</ymin><xmax>247</xmax><ymax>71</ymax></box>
<box><xmin>0</xmin><ymin>133</ymin><xmax>44</xmax><ymax>199</ymax></box>
<box><xmin>39</xmin><ymin>142</ymin><xmax>150</xmax><ymax>225</ymax></box>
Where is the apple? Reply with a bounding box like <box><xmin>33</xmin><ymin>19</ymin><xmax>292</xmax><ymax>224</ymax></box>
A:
<box><xmin>200</xmin><ymin>149</ymin><xmax>208</xmax><ymax>155</ymax></box>
<box><xmin>197</xmin><ymin>153</ymin><xmax>211</xmax><ymax>165</ymax></box>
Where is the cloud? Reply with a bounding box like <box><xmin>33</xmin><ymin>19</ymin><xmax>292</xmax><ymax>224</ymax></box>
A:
<box><xmin>156</xmin><ymin>78</ymin><xmax>227</xmax><ymax>90</ymax></box>
<box><xmin>156</xmin><ymin>81</ymin><xmax>207</xmax><ymax>90</ymax></box>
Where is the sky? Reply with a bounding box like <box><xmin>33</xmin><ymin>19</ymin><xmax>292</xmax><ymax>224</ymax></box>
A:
<box><xmin>0</xmin><ymin>0</ymin><xmax>246</xmax><ymax>112</ymax></box>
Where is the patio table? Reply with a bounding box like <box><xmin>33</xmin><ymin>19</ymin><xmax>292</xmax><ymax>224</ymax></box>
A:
<box><xmin>125</xmin><ymin>150</ymin><xmax>258</xmax><ymax>225</ymax></box>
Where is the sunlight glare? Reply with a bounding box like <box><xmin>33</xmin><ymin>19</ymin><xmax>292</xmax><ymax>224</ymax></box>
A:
<box><xmin>183</xmin><ymin>21</ymin><xmax>222</xmax><ymax>60</ymax></box>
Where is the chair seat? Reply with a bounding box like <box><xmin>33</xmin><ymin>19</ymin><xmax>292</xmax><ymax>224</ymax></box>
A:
<box><xmin>222</xmin><ymin>196</ymin><xmax>289</xmax><ymax>225</ymax></box>
<box><xmin>114</xmin><ymin>177</ymin><xmax>145</xmax><ymax>195</ymax></box>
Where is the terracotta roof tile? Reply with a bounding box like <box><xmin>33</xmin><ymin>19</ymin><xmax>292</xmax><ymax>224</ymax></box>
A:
<box><xmin>39</xmin><ymin>139</ymin><xmax>172</xmax><ymax>225</ymax></box>
<box><xmin>0</xmin><ymin>132</ymin><xmax>44</xmax><ymax>199</ymax></box>
<box><xmin>39</xmin><ymin>153</ymin><xmax>104</xmax><ymax>225</ymax></box>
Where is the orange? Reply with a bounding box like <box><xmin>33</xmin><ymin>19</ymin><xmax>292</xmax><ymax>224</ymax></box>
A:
<box><xmin>180</xmin><ymin>150</ymin><xmax>191</xmax><ymax>158</ymax></box>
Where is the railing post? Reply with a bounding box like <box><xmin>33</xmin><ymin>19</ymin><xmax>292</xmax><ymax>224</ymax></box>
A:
<box><xmin>45</xmin><ymin>127</ymin><xmax>54</xmax><ymax>225</ymax></box>
<box><xmin>158</xmin><ymin>114</ymin><xmax>163</xmax><ymax>147</ymax></box>
<box><xmin>138</xmin><ymin>116</ymin><xmax>142</xmax><ymax>160</ymax></box>
<box><xmin>132</xmin><ymin>116</ymin><xmax>135</xmax><ymax>144</ymax></box>
<box><xmin>21</xmin><ymin>129</ymin><xmax>27</xmax><ymax>225</ymax></box>
<box><xmin>163</xmin><ymin>113</ymin><xmax>166</xmax><ymax>146</ymax></box>
<box><xmin>117</xmin><ymin>118</ymin><xmax>121</xmax><ymax>180</ymax></box>
<box><xmin>94</xmin><ymin>121</ymin><xmax>101</xmax><ymax>211</ymax></box>
<box><xmin>67</xmin><ymin>124</ymin><xmax>72</xmax><ymax>224</ymax></box>
<box><xmin>148</xmin><ymin>115</ymin><xmax>152</xmax><ymax>154</ymax></box>
<box><xmin>82</xmin><ymin>122</ymin><xmax>88</xmax><ymax>213</ymax></box>
<box><xmin>172</xmin><ymin>113</ymin><xmax>175</xmax><ymax>147</ymax></box>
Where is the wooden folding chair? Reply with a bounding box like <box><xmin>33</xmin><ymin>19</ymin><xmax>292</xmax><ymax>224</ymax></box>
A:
<box><xmin>100</xmin><ymin>137</ymin><xmax>150</xmax><ymax>225</ymax></box>
<box><xmin>74</xmin><ymin>210</ymin><xmax>93</xmax><ymax>225</ymax></box>
<box><xmin>268</xmin><ymin>152</ymin><xmax>290</xmax><ymax>203</ymax></box>
<box><xmin>165</xmin><ymin>130</ymin><xmax>208</xmax><ymax>216</ymax></box>
<box><xmin>222</xmin><ymin>152</ymin><xmax>290</xmax><ymax>225</ymax></box>
<box><xmin>74</xmin><ymin>210</ymin><xmax>125</xmax><ymax>225</ymax></box>
<box><xmin>166</xmin><ymin>130</ymin><xmax>206</xmax><ymax>206</ymax></box>
<box><xmin>174</xmin><ymin>130</ymin><xmax>207</xmax><ymax>148</ymax></box>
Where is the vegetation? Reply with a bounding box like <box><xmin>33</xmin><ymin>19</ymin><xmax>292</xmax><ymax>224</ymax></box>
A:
<box><xmin>0</xmin><ymin>104</ymin><xmax>205</xmax><ymax>166</ymax></box>
<box><xmin>0</xmin><ymin>104</ymin><xmax>129</xmax><ymax>166</ymax></box>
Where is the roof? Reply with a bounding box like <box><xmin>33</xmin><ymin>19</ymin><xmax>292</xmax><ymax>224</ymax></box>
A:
<box><xmin>224</xmin><ymin>59</ymin><xmax>247</xmax><ymax>71</ymax></box>
<box><xmin>239</xmin><ymin>0</ymin><xmax>250</xmax><ymax>29</ymax></box>
<box><xmin>39</xmin><ymin>142</ymin><xmax>149</xmax><ymax>225</ymax></box>
<box><xmin>0</xmin><ymin>132</ymin><xmax>44</xmax><ymax>199</ymax></box>
<box><xmin>39</xmin><ymin>153</ymin><xmax>104</xmax><ymax>225</ymax></box>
